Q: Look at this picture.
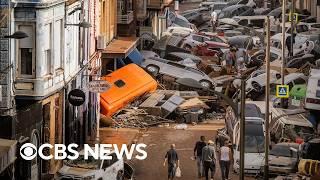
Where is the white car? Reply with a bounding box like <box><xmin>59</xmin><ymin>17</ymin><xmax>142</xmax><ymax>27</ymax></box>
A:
<box><xmin>181</xmin><ymin>33</ymin><xmax>226</xmax><ymax>50</ymax></box>
<box><xmin>239</xmin><ymin>69</ymin><xmax>281</xmax><ymax>93</ymax></box>
<box><xmin>57</xmin><ymin>148</ymin><xmax>131</xmax><ymax>180</ymax></box>
<box><xmin>307</xmin><ymin>23</ymin><xmax>320</xmax><ymax>31</ymax></box>
<box><xmin>162</xmin><ymin>27</ymin><xmax>194</xmax><ymax>37</ymax></box>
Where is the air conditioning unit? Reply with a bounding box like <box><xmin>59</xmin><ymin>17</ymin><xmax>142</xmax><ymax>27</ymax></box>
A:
<box><xmin>97</xmin><ymin>35</ymin><xmax>107</xmax><ymax>50</ymax></box>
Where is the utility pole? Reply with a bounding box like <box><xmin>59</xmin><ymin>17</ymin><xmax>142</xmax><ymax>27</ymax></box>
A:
<box><xmin>239</xmin><ymin>76</ymin><xmax>246</xmax><ymax>180</ymax></box>
<box><xmin>281</xmin><ymin>0</ymin><xmax>286</xmax><ymax>108</ymax></box>
<box><xmin>290</xmin><ymin>0</ymin><xmax>295</xmax><ymax>57</ymax></box>
<box><xmin>264</xmin><ymin>16</ymin><xmax>271</xmax><ymax>180</ymax></box>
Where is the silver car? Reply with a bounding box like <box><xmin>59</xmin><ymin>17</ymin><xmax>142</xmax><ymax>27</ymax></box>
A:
<box><xmin>269</xmin><ymin>143</ymin><xmax>300</xmax><ymax>175</ymax></box>
<box><xmin>141</xmin><ymin>57</ymin><xmax>214</xmax><ymax>88</ymax></box>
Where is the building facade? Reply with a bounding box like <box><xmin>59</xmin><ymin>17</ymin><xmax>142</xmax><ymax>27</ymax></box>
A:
<box><xmin>296</xmin><ymin>0</ymin><xmax>320</xmax><ymax>22</ymax></box>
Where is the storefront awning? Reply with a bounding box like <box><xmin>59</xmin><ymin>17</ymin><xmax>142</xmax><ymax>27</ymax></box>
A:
<box><xmin>0</xmin><ymin>139</ymin><xmax>17</xmax><ymax>173</ymax></box>
<box><xmin>101</xmin><ymin>37</ymin><xmax>139</xmax><ymax>59</ymax></box>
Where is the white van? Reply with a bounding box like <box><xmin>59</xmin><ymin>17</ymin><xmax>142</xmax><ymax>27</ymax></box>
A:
<box><xmin>225</xmin><ymin>103</ymin><xmax>265</xmax><ymax>174</ymax></box>
<box><xmin>57</xmin><ymin>148</ymin><xmax>132</xmax><ymax>180</ymax></box>
<box><xmin>305</xmin><ymin>69</ymin><xmax>320</xmax><ymax>110</ymax></box>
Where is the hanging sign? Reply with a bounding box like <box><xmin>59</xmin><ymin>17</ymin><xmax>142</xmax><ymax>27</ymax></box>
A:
<box><xmin>68</xmin><ymin>89</ymin><xmax>85</xmax><ymax>106</ymax></box>
<box><xmin>88</xmin><ymin>80</ymin><xmax>111</xmax><ymax>93</ymax></box>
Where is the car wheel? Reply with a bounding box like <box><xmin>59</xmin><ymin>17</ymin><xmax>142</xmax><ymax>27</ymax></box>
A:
<box><xmin>146</xmin><ymin>65</ymin><xmax>159</xmax><ymax>76</ymax></box>
<box><xmin>199</xmin><ymin>80</ymin><xmax>212</xmax><ymax>89</ymax></box>
<box><xmin>251</xmin><ymin>81</ymin><xmax>262</xmax><ymax>92</ymax></box>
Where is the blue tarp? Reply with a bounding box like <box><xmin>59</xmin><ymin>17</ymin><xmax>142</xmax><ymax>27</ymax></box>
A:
<box><xmin>127</xmin><ymin>48</ymin><xmax>143</xmax><ymax>65</ymax></box>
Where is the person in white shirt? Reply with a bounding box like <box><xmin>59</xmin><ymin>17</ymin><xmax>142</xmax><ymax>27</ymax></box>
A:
<box><xmin>218</xmin><ymin>141</ymin><xmax>232</xmax><ymax>180</ymax></box>
<box><xmin>210</xmin><ymin>11</ymin><xmax>218</xmax><ymax>32</ymax></box>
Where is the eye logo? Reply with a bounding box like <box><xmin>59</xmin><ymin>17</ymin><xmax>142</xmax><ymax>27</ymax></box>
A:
<box><xmin>20</xmin><ymin>143</ymin><xmax>37</xmax><ymax>160</ymax></box>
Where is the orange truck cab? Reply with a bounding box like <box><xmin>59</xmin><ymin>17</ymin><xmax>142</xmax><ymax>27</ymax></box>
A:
<box><xmin>100</xmin><ymin>64</ymin><xmax>157</xmax><ymax>117</ymax></box>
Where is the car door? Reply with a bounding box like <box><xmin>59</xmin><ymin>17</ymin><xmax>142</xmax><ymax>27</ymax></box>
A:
<box><xmin>165</xmin><ymin>61</ymin><xmax>189</xmax><ymax>78</ymax></box>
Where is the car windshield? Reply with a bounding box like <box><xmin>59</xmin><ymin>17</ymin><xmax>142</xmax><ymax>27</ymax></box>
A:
<box><xmin>174</xmin><ymin>18</ymin><xmax>189</xmax><ymax>28</ymax></box>
<box><xmin>241</xmin><ymin>122</ymin><xmax>265</xmax><ymax>153</ymax></box>
<box><xmin>311</xmin><ymin>24</ymin><xmax>320</xmax><ymax>28</ymax></box>
<box><xmin>270</xmin><ymin>144</ymin><xmax>298</xmax><ymax>158</ymax></box>
<box><xmin>219</xmin><ymin>11</ymin><xmax>231</xmax><ymax>18</ymax></box>
<box><xmin>244</xmin><ymin>135</ymin><xmax>265</xmax><ymax>153</ymax></box>
<box><xmin>66</xmin><ymin>155</ymin><xmax>101</xmax><ymax>169</ymax></box>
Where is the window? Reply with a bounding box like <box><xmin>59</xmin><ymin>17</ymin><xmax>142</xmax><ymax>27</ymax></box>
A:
<box><xmin>44</xmin><ymin>23</ymin><xmax>52</xmax><ymax>75</ymax></box>
<box><xmin>192</xmin><ymin>35</ymin><xmax>203</xmax><ymax>42</ymax></box>
<box><xmin>288</xmin><ymin>82</ymin><xmax>294</xmax><ymax>90</ymax></box>
<box><xmin>114</xmin><ymin>79</ymin><xmax>125</xmax><ymax>87</ymax></box>
<box><xmin>318</xmin><ymin>80</ymin><xmax>320</xmax><ymax>87</ymax></box>
<box><xmin>238</xmin><ymin>19</ymin><xmax>248</xmax><ymax>26</ymax></box>
<box><xmin>167</xmin><ymin>61</ymin><xmax>186</xmax><ymax>69</ymax></box>
<box><xmin>250</xmin><ymin>19</ymin><xmax>264</xmax><ymax>28</ymax></box>
<box><xmin>54</xmin><ymin>19</ymin><xmax>63</xmax><ymax>70</ymax></box>
<box><xmin>293</xmin><ymin>78</ymin><xmax>306</xmax><ymax>85</ymax></box>
<box><xmin>210</xmin><ymin>37</ymin><xmax>224</xmax><ymax>43</ymax></box>
<box><xmin>18</xmin><ymin>25</ymin><xmax>34</xmax><ymax>77</ymax></box>
<box><xmin>311</xmin><ymin>24</ymin><xmax>320</xmax><ymax>28</ymax></box>
<box><xmin>270</xmin><ymin>53</ymin><xmax>279</xmax><ymax>61</ymax></box>
<box><xmin>316</xmin><ymin>90</ymin><xmax>320</xmax><ymax>98</ymax></box>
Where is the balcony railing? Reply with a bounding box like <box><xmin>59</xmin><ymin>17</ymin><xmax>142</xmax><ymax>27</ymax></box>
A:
<box><xmin>117</xmin><ymin>11</ymin><xmax>134</xmax><ymax>24</ymax></box>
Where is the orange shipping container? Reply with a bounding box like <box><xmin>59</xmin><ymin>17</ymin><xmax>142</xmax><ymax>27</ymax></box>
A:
<box><xmin>100</xmin><ymin>64</ymin><xmax>157</xmax><ymax>117</ymax></box>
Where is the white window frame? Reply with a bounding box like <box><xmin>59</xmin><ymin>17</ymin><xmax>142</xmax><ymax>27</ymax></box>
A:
<box><xmin>16</xmin><ymin>23</ymin><xmax>36</xmax><ymax>78</ymax></box>
<box><xmin>54</xmin><ymin>19</ymin><xmax>64</xmax><ymax>71</ymax></box>
<box><xmin>44</xmin><ymin>23</ymin><xmax>53</xmax><ymax>75</ymax></box>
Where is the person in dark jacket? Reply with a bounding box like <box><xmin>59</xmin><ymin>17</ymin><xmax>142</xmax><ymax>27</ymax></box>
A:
<box><xmin>163</xmin><ymin>144</ymin><xmax>180</xmax><ymax>180</ymax></box>
<box><xmin>194</xmin><ymin>136</ymin><xmax>206</xmax><ymax>178</ymax></box>
<box><xmin>286</xmin><ymin>33</ymin><xmax>296</xmax><ymax>57</ymax></box>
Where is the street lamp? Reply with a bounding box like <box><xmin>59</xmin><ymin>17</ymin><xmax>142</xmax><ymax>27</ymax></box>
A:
<box><xmin>2</xmin><ymin>31</ymin><xmax>28</xmax><ymax>39</ymax></box>
<box><xmin>65</xmin><ymin>21</ymin><xmax>92</xmax><ymax>28</ymax></box>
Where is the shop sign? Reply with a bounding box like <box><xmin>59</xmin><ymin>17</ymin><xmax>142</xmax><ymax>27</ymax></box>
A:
<box><xmin>68</xmin><ymin>89</ymin><xmax>85</xmax><ymax>106</ymax></box>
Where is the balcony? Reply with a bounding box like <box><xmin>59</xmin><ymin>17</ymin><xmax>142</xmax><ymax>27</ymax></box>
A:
<box><xmin>117</xmin><ymin>11</ymin><xmax>134</xmax><ymax>24</ymax></box>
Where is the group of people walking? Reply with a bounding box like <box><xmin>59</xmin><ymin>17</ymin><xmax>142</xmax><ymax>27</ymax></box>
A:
<box><xmin>163</xmin><ymin>136</ymin><xmax>232</xmax><ymax>180</ymax></box>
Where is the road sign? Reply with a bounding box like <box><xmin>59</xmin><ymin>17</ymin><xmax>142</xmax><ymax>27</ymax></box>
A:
<box><xmin>276</xmin><ymin>85</ymin><xmax>289</xmax><ymax>98</ymax></box>
<box><xmin>88</xmin><ymin>80</ymin><xmax>111</xmax><ymax>93</ymax></box>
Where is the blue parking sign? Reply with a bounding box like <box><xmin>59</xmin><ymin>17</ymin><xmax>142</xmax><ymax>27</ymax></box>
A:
<box><xmin>276</xmin><ymin>85</ymin><xmax>289</xmax><ymax>98</ymax></box>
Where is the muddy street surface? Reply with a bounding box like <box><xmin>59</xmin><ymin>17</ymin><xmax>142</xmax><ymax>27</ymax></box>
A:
<box><xmin>130</xmin><ymin>122</ymin><xmax>254</xmax><ymax>180</ymax></box>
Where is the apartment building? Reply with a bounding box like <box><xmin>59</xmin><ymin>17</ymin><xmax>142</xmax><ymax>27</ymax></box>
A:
<box><xmin>296</xmin><ymin>0</ymin><xmax>320</xmax><ymax>22</ymax></box>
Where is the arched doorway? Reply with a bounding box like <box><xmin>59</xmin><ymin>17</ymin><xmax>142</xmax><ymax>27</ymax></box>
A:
<box><xmin>30</xmin><ymin>132</ymin><xmax>39</xmax><ymax>180</ymax></box>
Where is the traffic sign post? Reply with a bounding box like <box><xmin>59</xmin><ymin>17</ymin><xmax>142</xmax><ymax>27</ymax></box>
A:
<box><xmin>276</xmin><ymin>85</ymin><xmax>289</xmax><ymax>98</ymax></box>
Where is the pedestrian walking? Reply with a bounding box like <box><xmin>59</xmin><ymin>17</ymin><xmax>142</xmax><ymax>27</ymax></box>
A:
<box><xmin>223</xmin><ymin>47</ymin><xmax>237</xmax><ymax>74</ymax></box>
<box><xmin>194</xmin><ymin>136</ymin><xmax>207</xmax><ymax>178</ymax></box>
<box><xmin>210</xmin><ymin>11</ymin><xmax>218</xmax><ymax>32</ymax></box>
<box><xmin>218</xmin><ymin>141</ymin><xmax>232</xmax><ymax>180</ymax></box>
<box><xmin>163</xmin><ymin>144</ymin><xmax>180</xmax><ymax>180</ymax></box>
<box><xmin>202</xmin><ymin>140</ymin><xmax>216</xmax><ymax>180</ymax></box>
<box><xmin>286</xmin><ymin>33</ymin><xmax>296</xmax><ymax>57</ymax></box>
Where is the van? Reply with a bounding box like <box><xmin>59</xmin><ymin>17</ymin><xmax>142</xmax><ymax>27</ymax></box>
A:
<box><xmin>100</xmin><ymin>64</ymin><xmax>157</xmax><ymax>116</ymax></box>
<box><xmin>270</xmin><ymin>107</ymin><xmax>315</xmax><ymax>143</ymax></box>
<box><xmin>225</xmin><ymin>103</ymin><xmax>265</xmax><ymax>174</ymax></box>
<box><xmin>305</xmin><ymin>69</ymin><xmax>320</xmax><ymax>110</ymax></box>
